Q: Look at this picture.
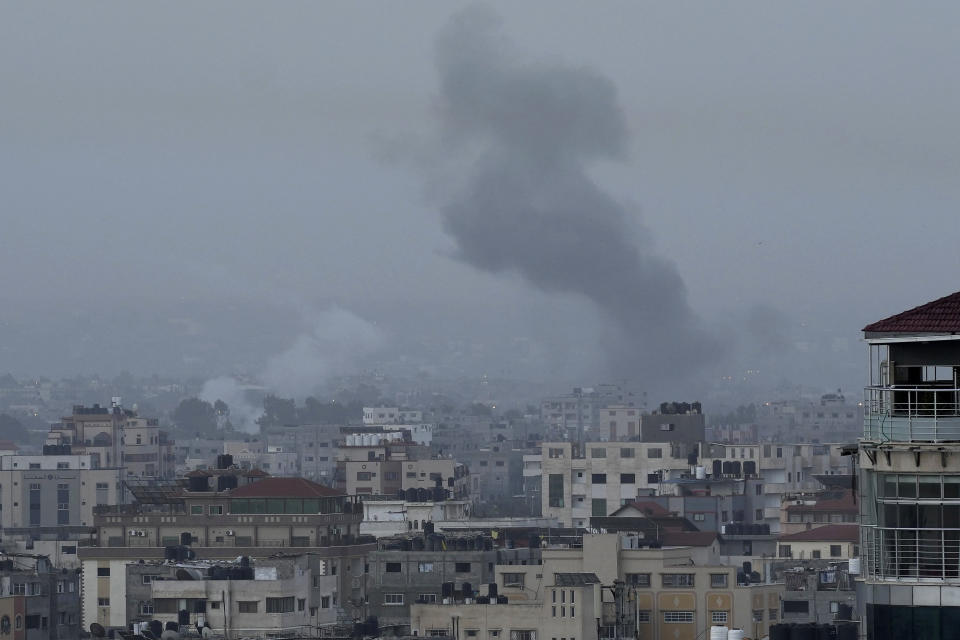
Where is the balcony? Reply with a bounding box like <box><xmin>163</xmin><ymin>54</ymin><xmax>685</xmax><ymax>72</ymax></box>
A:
<box><xmin>863</xmin><ymin>385</ymin><xmax>960</xmax><ymax>442</ymax></box>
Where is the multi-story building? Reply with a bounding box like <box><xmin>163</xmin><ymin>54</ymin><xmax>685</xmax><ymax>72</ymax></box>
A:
<box><xmin>122</xmin><ymin>554</ymin><xmax>342</xmax><ymax>636</ymax></box>
<box><xmin>366</xmin><ymin>531</ymin><xmax>538</xmax><ymax>629</ymax></box>
<box><xmin>412</xmin><ymin>533</ymin><xmax>783</xmax><ymax>640</ymax></box>
<box><xmin>360</xmin><ymin>495</ymin><xmax>471</xmax><ymax>538</ymax></box>
<box><xmin>45</xmin><ymin>401</ymin><xmax>174</xmax><ymax>479</ymax></box>
<box><xmin>777</xmin><ymin>524</ymin><xmax>859</xmax><ymax>561</ymax></box>
<box><xmin>78</xmin><ymin>471</ymin><xmax>373</xmax><ymax>631</ymax></box>
<box><xmin>0</xmin><ymin>452</ymin><xmax>123</xmax><ymax>566</ymax></box>
<box><xmin>0</xmin><ymin>554</ymin><xmax>80</xmax><ymax>640</ymax></box>
<box><xmin>857</xmin><ymin>290</ymin><xmax>960</xmax><ymax>639</ymax></box>
<box><xmin>780</xmin><ymin>564</ymin><xmax>857</xmax><ymax>626</ymax></box>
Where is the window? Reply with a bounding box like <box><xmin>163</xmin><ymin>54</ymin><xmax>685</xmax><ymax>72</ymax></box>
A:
<box><xmin>141</xmin><ymin>603</ymin><xmax>154</xmax><ymax>615</ymax></box>
<box><xmin>813</xmin><ymin>550</ymin><xmax>822</xmax><ymax>559</ymax></box>
<box><xmin>209</xmin><ymin>602</ymin><xmax>220</xmax><ymax>610</ymax></box>
<box><xmin>385</xmin><ymin>562</ymin><xmax>402</xmax><ymax>573</ymax></box>
<box><xmin>647</xmin><ymin>448</ymin><xmax>662</xmax><ymax>459</ymax></box>
<box><xmin>620</xmin><ymin>448</ymin><xmax>635</xmax><ymax>458</ymax></box>
<box><xmin>637</xmin><ymin>611</ymin><xmax>651</xmax><ymax>623</ymax></box>
<box><xmin>756</xmin><ymin>509</ymin><xmax>763</xmax><ymax>520</ymax></box>
<box><xmin>356</xmin><ymin>472</ymin><xmax>372</xmax><ymax>481</ymax></box>
<box><xmin>238</xmin><ymin>601</ymin><xmax>258</xmax><ymax>613</ymax></box>
<box><xmin>428</xmin><ymin>631</ymin><xmax>448</xmax><ymax>637</ymax></box>
<box><xmin>418</xmin><ymin>594</ymin><xmax>438</xmax><ymax>603</ymax></box>
<box><xmin>548</xmin><ymin>474</ymin><xmax>564</xmax><ymax>508</ymax></box>
<box><xmin>620</xmin><ymin>473</ymin><xmax>636</xmax><ymax>484</ymax></box>
<box><xmin>661</xmin><ymin>574</ymin><xmax>695</xmax><ymax>587</ymax></box>
<box><xmin>592</xmin><ymin>499</ymin><xmax>607</xmax><ymax>517</ymax></box>
<box><xmin>97</xmin><ymin>567</ymin><xmax>110</xmax><ymax>577</ymax></box>
<box><xmin>298</xmin><ymin>599</ymin><xmax>306</xmax><ymax>612</ymax></box>
<box><xmin>12</xmin><ymin>584</ymin><xmax>25</xmax><ymax>595</ymax></box>
<box><xmin>418</xmin><ymin>562</ymin><xmax>434</xmax><ymax>573</ymax></box>
<box><xmin>142</xmin><ymin>575</ymin><xmax>159</xmax><ymax>584</ymax></box>
<box><xmin>662</xmin><ymin>612</ymin><xmax>694</xmax><ymax>623</ymax></box>
<box><xmin>783</xmin><ymin>601</ymin><xmax>809</xmax><ymax>613</ymax></box>
<box><xmin>62</xmin><ymin>546</ymin><xmax>76</xmax><ymax>554</ymax></box>
<box><xmin>549</xmin><ymin>448</ymin><xmax>564</xmax><ymax>459</ymax></box>
<box><xmin>753</xmin><ymin>610</ymin><xmax>764</xmax><ymax>622</ymax></box>
<box><xmin>779</xmin><ymin>545</ymin><xmax>792</xmax><ymax>558</ymax></box>
<box><xmin>710</xmin><ymin>574</ymin><xmax>728</xmax><ymax>588</ymax></box>
<box><xmin>209</xmin><ymin>505</ymin><xmax>223</xmax><ymax>515</ymax></box>
<box><xmin>191</xmin><ymin>505</ymin><xmax>204</xmax><ymax>515</ymax></box>
<box><xmin>98</xmin><ymin>598</ymin><xmax>110</xmax><ymax>607</ymax></box>
<box><xmin>509</xmin><ymin>631</ymin><xmax>535</xmax><ymax>640</ymax></box>
<box><xmin>321</xmin><ymin>596</ymin><xmax>330</xmax><ymax>608</ymax></box>
<box><xmin>711</xmin><ymin>611</ymin><xmax>728</xmax><ymax>624</ymax></box>
<box><xmin>591</xmin><ymin>473</ymin><xmax>607</xmax><ymax>484</ymax></box>
<box><xmin>57</xmin><ymin>462</ymin><xmax>70</xmax><ymax>469</ymax></box>
<box><xmin>692</xmin><ymin>513</ymin><xmax>705</xmax><ymax>521</ymax></box>
<box><xmin>503</xmin><ymin>573</ymin><xmax>525</xmax><ymax>588</ymax></box>
<box><xmin>383</xmin><ymin>593</ymin><xmax>404</xmax><ymax>606</ymax></box>
<box><xmin>625</xmin><ymin>573</ymin><xmax>651</xmax><ymax>587</ymax></box>
<box><xmin>455</xmin><ymin>562</ymin><xmax>471</xmax><ymax>573</ymax></box>
<box><xmin>830</xmin><ymin>545</ymin><xmax>843</xmax><ymax>557</ymax></box>
<box><xmin>591</xmin><ymin>448</ymin><xmax>606</xmax><ymax>458</ymax></box>
<box><xmin>777</xmin><ymin>448</ymin><xmax>783</xmax><ymax>458</ymax></box>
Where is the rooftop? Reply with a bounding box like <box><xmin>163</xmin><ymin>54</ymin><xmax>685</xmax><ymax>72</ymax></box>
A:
<box><xmin>863</xmin><ymin>290</ymin><xmax>960</xmax><ymax>334</ymax></box>
<box><xmin>229</xmin><ymin>476</ymin><xmax>344</xmax><ymax>498</ymax></box>
<box><xmin>778</xmin><ymin>524</ymin><xmax>859</xmax><ymax>543</ymax></box>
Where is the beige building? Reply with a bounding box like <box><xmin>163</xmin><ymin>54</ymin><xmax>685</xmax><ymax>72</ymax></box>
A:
<box><xmin>413</xmin><ymin>533</ymin><xmax>783</xmax><ymax>640</ymax></box>
<box><xmin>777</xmin><ymin>524</ymin><xmax>859</xmax><ymax>561</ymax></box>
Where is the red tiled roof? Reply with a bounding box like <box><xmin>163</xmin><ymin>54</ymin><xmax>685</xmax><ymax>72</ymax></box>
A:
<box><xmin>785</xmin><ymin>490</ymin><xmax>857</xmax><ymax>513</ymax></box>
<box><xmin>778</xmin><ymin>524</ymin><xmax>859</xmax><ymax>542</ymax></box>
<box><xmin>661</xmin><ymin>530</ymin><xmax>718</xmax><ymax>547</ymax></box>
<box><xmin>228</xmin><ymin>476</ymin><xmax>344</xmax><ymax>498</ymax></box>
<box><xmin>624</xmin><ymin>501</ymin><xmax>671</xmax><ymax>517</ymax></box>
<box><xmin>0</xmin><ymin>441</ymin><xmax>19</xmax><ymax>450</ymax></box>
<box><xmin>863</xmin><ymin>291</ymin><xmax>960</xmax><ymax>334</ymax></box>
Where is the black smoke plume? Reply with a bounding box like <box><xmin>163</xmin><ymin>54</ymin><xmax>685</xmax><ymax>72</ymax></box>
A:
<box><xmin>434</xmin><ymin>6</ymin><xmax>721</xmax><ymax>382</ymax></box>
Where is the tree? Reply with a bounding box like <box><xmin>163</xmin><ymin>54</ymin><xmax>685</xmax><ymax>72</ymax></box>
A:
<box><xmin>172</xmin><ymin>398</ymin><xmax>217</xmax><ymax>433</ymax></box>
<box><xmin>214</xmin><ymin>399</ymin><xmax>230</xmax><ymax>418</ymax></box>
<box><xmin>257</xmin><ymin>395</ymin><xmax>298</xmax><ymax>428</ymax></box>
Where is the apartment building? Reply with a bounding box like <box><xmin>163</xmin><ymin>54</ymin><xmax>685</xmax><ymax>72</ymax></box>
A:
<box><xmin>360</xmin><ymin>496</ymin><xmax>471</xmax><ymax>538</ymax></box>
<box><xmin>0</xmin><ymin>554</ymin><xmax>80</xmax><ymax>640</ymax></box>
<box><xmin>857</xmin><ymin>291</ymin><xmax>960</xmax><ymax>639</ymax></box>
<box><xmin>0</xmin><ymin>452</ymin><xmax>123</xmax><ymax>566</ymax></box>
<box><xmin>413</xmin><ymin>533</ymin><xmax>782</xmax><ymax>640</ymax></box>
<box><xmin>45</xmin><ymin>402</ymin><xmax>174</xmax><ymax>479</ymax></box>
<box><xmin>366</xmin><ymin>531</ymin><xmax>538</xmax><ymax>629</ymax></box>
<box><xmin>777</xmin><ymin>525</ymin><xmax>859</xmax><ymax>561</ymax></box>
<box><xmin>78</xmin><ymin>472</ymin><xmax>373</xmax><ymax>631</ymax></box>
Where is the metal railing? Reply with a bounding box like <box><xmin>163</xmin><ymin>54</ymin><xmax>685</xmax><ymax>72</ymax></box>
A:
<box><xmin>863</xmin><ymin>386</ymin><xmax>960</xmax><ymax>441</ymax></box>
<box><xmin>862</xmin><ymin>526</ymin><xmax>960</xmax><ymax>580</ymax></box>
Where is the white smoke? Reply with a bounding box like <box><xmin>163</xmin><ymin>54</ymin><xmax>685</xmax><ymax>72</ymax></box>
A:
<box><xmin>201</xmin><ymin>308</ymin><xmax>385</xmax><ymax>432</ymax></box>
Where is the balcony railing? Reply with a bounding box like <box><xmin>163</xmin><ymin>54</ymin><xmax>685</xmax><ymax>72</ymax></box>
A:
<box><xmin>862</xmin><ymin>525</ymin><xmax>960</xmax><ymax>580</ymax></box>
<box><xmin>863</xmin><ymin>386</ymin><xmax>960</xmax><ymax>442</ymax></box>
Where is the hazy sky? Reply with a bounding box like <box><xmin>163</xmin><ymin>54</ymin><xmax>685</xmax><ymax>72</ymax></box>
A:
<box><xmin>2</xmin><ymin>2</ymin><xmax>959</xmax><ymax>395</ymax></box>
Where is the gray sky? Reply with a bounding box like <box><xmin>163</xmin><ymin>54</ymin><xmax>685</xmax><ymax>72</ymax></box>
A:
<box><xmin>2</xmin><ymin>2</ymin><xmax>959</xmax><ymax>396</ymax></box>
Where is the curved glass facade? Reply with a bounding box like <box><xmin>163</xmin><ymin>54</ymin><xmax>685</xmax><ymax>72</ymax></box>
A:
<box><xmin>862</xmin><ymin>472</ymin><xmax>960</xmax><ymax>579</ymax></box>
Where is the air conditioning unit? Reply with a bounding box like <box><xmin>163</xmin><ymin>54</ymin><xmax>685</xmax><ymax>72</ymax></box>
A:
<box><xmin>129</xmin><ymin>530</ymin><xmax>137</xmax><ymax>536</ymax></box>
<box><xmin>225</xmin><ymin>530</ymin><xmax>236</xmax><ymax>536</ymax></box>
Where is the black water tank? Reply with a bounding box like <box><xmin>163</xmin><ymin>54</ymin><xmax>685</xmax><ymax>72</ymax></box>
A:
<box><xmin>743</xmin><ymin>561</ymin><xmax>752</xmax><ymax>574</ymax></box>
<box><xmin>406</xmin><ymin>488</ymin><xmax>417</xmax><ymax>501</ymax></box>
<box><xmin>497</xmin><ymin>595</ymin><xmax>508</xmax><ymax>604</ymax></box>
<box><xmin>722</xmin><ymin>461</ymin><xmax>733</xmax><ymax>475</ymax></box>
<box><xmin>815</xmin><ymin>624</ymin><xmax>834</xmax><ymax>640</ymax></box>
<box><xmin>166</xmin><ymin>622</ymin><xmax>180</xmax><ymax>632</ymax></box>
<box><xmin>461</xmin><ymin>582</ymin><xmax>472</xmax><ymax>598</ymax></box>
<box><xmin>770</xmin><ymin>624</ymin><xmax>790</xmax><ymax>640</ymax></box>
<box><xmin>149</xmin><ymin>621</ymin><xmax>163</xmax><ymax>637</ymax></box>
<box><xmin>442</xmin><ymin>582</ymin><xmax>454</xmax><ymax>599</ymax></box>
<box><xmin>791</xmin><ymin>623</ymin><xmax>817</xmax><ymax>640</ymax></box>
<box><xmin>476</xmin><ymin>596</ymin><xmax>489</xmax><ymax>604</ymax></box>
<box><xmin>712</xmin><ymin>460</ymin><xmax>722</xmax><ymax>477</ymax></box>
<box><xmin>529</xmin><ymin>535</ymin><xmax>541</xmax><ymax>549</ymax></box>
<box><xmin>488</xmin><ymin>583</ymin><xmax>498</xmax><ymax>598</ymax></box>
<box><xmin>188</xmin><ymin>476</ymin><xmax>207</xmax><ymax>492</ymax></box>
<box><xmin>731</xmin><ymin>461</ymin><xmax>742</xmax><ymax>476</ymax></box>
<box><xmin>181</xmin><ymin>532</ymin><xmax>192</xmax><ymax>546</ymax></box>
<box><xmin>836</xmin><ymin>623</ymin><xmax>857</xmax><ymax>640</ymax></box>
<box><xmin>164</xmin><ymin>546</ymin><xmax>178</xmax><ymax>561</ymax></box>
<box><xmin>837</xmin><ymin>604</ymin><xmax>852</xmax><ymax>620</ymax></box>
<box><xmin>762</xmin><ymin>524</ymin><xmax>771</xmax><ymax>534</ymax></box>
<box><xmin>687</xmin><ymin>452</ymin><xmax>698</xmax><ymax>466</ymax></box>
<box><xmin>178</xmin><ymin>610</ymin><xmax>190</xmax><ymax>626</ymax></box>
<box><xmin>424</xmin><ymin>521</ymin><xmax>435</xmax><ymax>535</ymax></box>
<box><xmin>744</xmin><ymin>461</ymin><xmax>757</xmax><ymax>476</ymax></box>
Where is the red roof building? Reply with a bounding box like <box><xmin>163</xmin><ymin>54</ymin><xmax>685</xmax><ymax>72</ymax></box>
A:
<box><xmin>863</xmin><ymin>290</ymin><xmax>960</xmax><ymax>334</ymax></box>
<box><xmin>777</xmin><ymin>524</ymin><xmax>859</xmax><ymax>543</ymax></box>
<box><xmin>228</xmin><ymin>476</ymin><xmax>345</xmax><ymax>498</ymax></box>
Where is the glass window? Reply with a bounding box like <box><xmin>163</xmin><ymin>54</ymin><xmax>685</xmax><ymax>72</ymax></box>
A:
<box><xmin>919</xmin><ymin>476</ymin><xmax>941</xmax><ymax>499</ymax></box>
<box><xmin>899</xmin><ymin>475</ymin><xmax>917</xmax><ymax>498</ymax></box>
<box><xmin>946</xmin><ymin>477</ymin><xmax>960</xmax><ymax>499</ymax></box>
<box><xmin>266</xmin><ymin>498</ymin><xmax>284</xmax><ymax>513</ymax></box>
<box><xmin>710</xmin><ymin>574</ymin><xmax>728</xmax><ymax>588</ymax></box>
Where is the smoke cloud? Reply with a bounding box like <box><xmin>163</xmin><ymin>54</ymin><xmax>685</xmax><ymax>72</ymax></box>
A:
<box><xmin>432</xmin><ymin>7</ymin><xmax>721</xmax><ymax>383</ymax></box>
<box><xmin>201</xmin><ymin>308</ymin><xmax>385</xmax><ymax>432</ymax></box>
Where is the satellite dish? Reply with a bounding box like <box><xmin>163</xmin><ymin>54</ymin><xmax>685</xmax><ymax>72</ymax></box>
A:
<box><xmin>90</xmin><ymin>623</ymin><xmax>106</xmax><ymax>638</ymax></box>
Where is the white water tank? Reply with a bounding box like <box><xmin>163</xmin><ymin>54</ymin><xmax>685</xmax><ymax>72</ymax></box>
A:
<box><xmin>710</xmin><ymin>626</ymin><xmax>728</xmax><ymax>640</ymax></box>
<box><xmin>720</xmin><ymin>524</ymin><xmax>727</xmax><ymax>535</ymax></box>
<box><xmin>728</xmin><ymin>629</ymin><xmax>744</xmax><ymax>640</ymax></box>
<box><xmin>848</xmin><ymin>557</ymin><xmax>861</xmax><ymax>575</ymax></box>
<box><xmin>696</xmin><ymin>466</ymin><xmax>706</xmax><ymax>480</ymax></box>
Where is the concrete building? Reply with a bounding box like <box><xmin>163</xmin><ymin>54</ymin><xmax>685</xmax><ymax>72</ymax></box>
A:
<box><xmin>0</xmin><ymin>452</ymin><xmax>123</xmax><ymax>567</ymax></box>
<box><xmin>78</xmin><ymin>472</ymin><xmax>373</xmax><ymax>631</ymax></box>
<box><xmin>780</xmin><ymin>564</ymin><xmax>857</xmax><ymax>626</ymax></box>
<box><xmin>0</xmin><ymin>554</ymin><xmax>80</xmax><ymax>640</ymax></box>
<box><xmin>45</xmin><ymin>402</ymin><xmax>174</xmax><ymax>479</ymax></box>
<box><xmin>777</xmin><ymin>524</ymin><xmax>859</xmax><ymax>561</ymax></box>
<box><xmin>413</xmin><ymin>533</ymin><xmax>782</xmax><ymax>640</ymax></box>
<box><xmin>360</xmin><ymin>496</ymin><xmax>471</xmax><ymax>538</ymax></box>
<box><xmin>366</xmin><ymin>531</ymin><xmax>539</xmax><ymax>629</ymax></box>
<box><xmin>640</xmin><ymin>402</ymin><xmax>705</xmax><ymax>448</ymax></box>
<box><xmin>857</xmin><ymin>291</ymin><xmax>960</xmax><ymax>639</ymax></box>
